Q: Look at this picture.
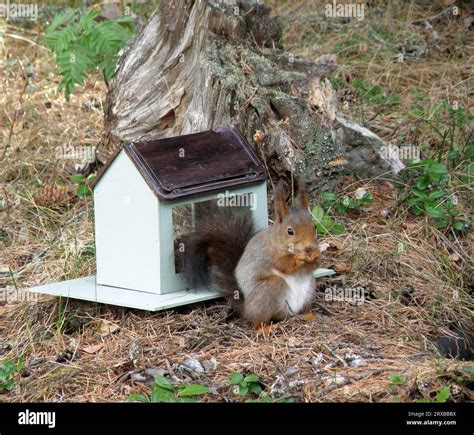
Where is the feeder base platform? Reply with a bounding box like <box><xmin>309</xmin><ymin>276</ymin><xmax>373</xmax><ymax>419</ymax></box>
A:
<box><xmin>30</xmin><ymin>276</ymin><xmax>220</xmax><ymax>311</ymax></box>
<box><xmin>29</xmin><ymin>268</ymin><xmax>336</xmax><ymax>311</ymax></box>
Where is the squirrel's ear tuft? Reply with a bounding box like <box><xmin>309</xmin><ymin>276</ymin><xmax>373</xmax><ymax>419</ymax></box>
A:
<box><xmin>295</xmin><ymin>180</ymin><xmax>309</xmax><ymax>210</ymax></box>
<box><xmin>274</xmin><ymin>181</ymin><xmax>288</xmax><ymax>223</ymax></box>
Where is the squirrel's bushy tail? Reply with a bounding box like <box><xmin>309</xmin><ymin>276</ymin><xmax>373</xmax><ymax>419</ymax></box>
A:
<box><xmin>182</xmin><ymin>205</ymin><xmax>255</xmax><ymax>306</ymax></box>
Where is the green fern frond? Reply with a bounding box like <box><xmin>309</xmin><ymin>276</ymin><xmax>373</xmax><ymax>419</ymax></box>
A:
<box><xmin>77</xmin><ymin>10</ymin><xmax>100</xmax><ymax>32</ymax></box>
<box><xmin>57</xmin><ymin>44</ymin><xmax>96</xmax><ymax>100</ymax></box>
<box><xmin>45</xmin><ymin>27</ymin><xmax>77</xmax><ymax>54</ymax></box>
<box><xmin>46</xmin><ymin>9</ymin><xmax>77</xmax><ymax>33</ymax></box>
<box><xmin>45</xmin><ymin>8</ymin><xmax>135</xmax><ymax>100</ymax></box>
<box><xmin>93</xmin><ymin>20</ymin><xmax>133</xmax><ymax>54</ymax></box>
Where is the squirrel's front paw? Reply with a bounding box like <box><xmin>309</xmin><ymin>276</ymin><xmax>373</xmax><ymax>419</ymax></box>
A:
<box><xmin>299</xmin><ymin>312</ymin><xmax>317</xmax><ymax>321</ymax></box>
<box><xmin>253</xmin><ymin>322</ymin><xmax>279</xmax><ymax>335</ymax></box>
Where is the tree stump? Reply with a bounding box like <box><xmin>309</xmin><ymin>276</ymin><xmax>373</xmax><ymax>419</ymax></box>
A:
<box><xmin>104</xmin><ymin>0</ymin><xmax>403</xmax><ymax>197</ymax></box>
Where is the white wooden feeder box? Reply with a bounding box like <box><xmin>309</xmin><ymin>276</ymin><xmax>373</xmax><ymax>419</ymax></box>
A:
<box><xmin>31</xmin><ymin>126</ymin><xmax>335</xmax><ymax>310</ymax></box>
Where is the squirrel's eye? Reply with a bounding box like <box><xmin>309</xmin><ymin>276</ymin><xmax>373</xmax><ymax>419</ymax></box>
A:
<box><xmin>287</xmin><ymin>227</ymin><xmax>294</xmax><ymax>235</ymax></box>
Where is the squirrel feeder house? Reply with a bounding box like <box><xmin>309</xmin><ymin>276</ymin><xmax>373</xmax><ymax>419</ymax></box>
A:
<box><xmin>31</xmin><ymin>125</ymin><xmax>335</xmax><ymax>310</ymax></box>
<box><xmin>31</xmin><ymin>126</ymin><xmax>269</xmax><ymax>310</ymax></box>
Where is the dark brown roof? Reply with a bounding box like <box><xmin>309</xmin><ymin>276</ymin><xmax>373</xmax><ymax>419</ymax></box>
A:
<box><xmin>93</xmin><ymin>125</ymin><xmax>266</xmax><ymax>200</ymax></box>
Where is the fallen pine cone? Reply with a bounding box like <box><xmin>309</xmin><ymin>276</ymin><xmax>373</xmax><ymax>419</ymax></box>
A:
<box><xmin>34</xmin><ymin>184</ymin><xmax>74</xmax><ymax>208</ymax></box>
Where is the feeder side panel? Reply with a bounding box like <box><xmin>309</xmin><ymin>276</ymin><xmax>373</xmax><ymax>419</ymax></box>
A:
<box><xmin>94</xmin><ymin>150</ymin><xmax>161</xmax><ymax>294</ymax></box>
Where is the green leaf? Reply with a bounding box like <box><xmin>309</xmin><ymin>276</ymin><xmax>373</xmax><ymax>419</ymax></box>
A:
<box><xmin>410</xmin><ymin>189</ymin><xmax>428</xmax><ymax>199</ymax></box>
<box><xmin>177</xmin><ymin>384</ymin><xmax>209</xmax><ymax>397</ymax></box>
<box><xmin>260</xmin><ymin>395</ymin><xmax>273</xmax><ymax>403</ymax></box>
<box><xmin>3</xmin><ymin>360</ymin><xmax>15</xmax><ymax>372</ymax></box>
<box><xmin>428</xmin><ymin>162</ymin><xmax>448</xmax><ymax>176</ymax></box>
<box><xmin>351</xmin><ymin>78</ymin><xmax>366</xmax><ymax>89</ymax></box>
<box><xmin>316</xmin><ymin>215</ymin><xmax>335</xmax><ymax>234</ymax></box>
<box><xmin>428</xmin><ymin>190</ymin><xmax>444</xmax><ymax>200</ymax></box>
<box><xmin>453</xmin><ymin>220</ymin><xmax>469</xmax><ymax>231</ymax></box>
<box><xmin>416</xmin><ymin>175</ymin><xmax>430</xmax><ymax>190</ymax></box>
<box><xmin>248</xmin><ymin>384</ymin><xmax>262</xmax><ymax>395</ymax></box>
<box><xmin>322</xmin><ymin>192</ymin><xmax>337</xmax><ymax>205</ymax></box>
<box><xmin>45</xmin><ymin>10</ymin><xmax>135</xmax><ymax>100</ymax></box>
<box><xmin>335</xmin><ymin>203</ymin><xmax>346</xmax><ymax>215</ymax></box>
<box><xmin>465</xmin><ymin>144</ymin><xmax>474</xmax><ymax>160</ymax></box>
<box><xmin>366</xmin><ymin>85</ymin><xmax>383</xmax><ymax>97</ymax></box>
<box><xmin>460</xmin><ymin>163</ymin><xmax>474</xmax><ymax>184</ymax></box>
<box><xmin>433</xmin><ymin>220</ymin><xmax>449</xmax><ymax>229</ymax></box>
<box><xmin>389</xmin><ymin>373</ymin><xmax>406</xmax><ymax>385</ymax></box>
<box><xmin>153</xmin><ymin>375</ymin><xmax>174</xmax><ymax>391</ymax></box>
<box><xmin>332</xmin><ymin>222</ymin><xmax>346</xmax><ymax>235</ymax></box>
<box><xmin>77</xmin><ymin>10</ymin><xmax>100</xmax><ymax>32</ymax></box>
<box><xmin>408</xmin><ymin>205</ymin><xmax>424</xmax><ymax>216</ymax></box>
<box><xmin>71</xmin><ymin>174</ymin><xmax>85</xmax><ymax>184</ymax></box>
<box><xmin>87</xmin><ymin>174</ymin><xmax>97</xmax><ymax>184</ymax></box>
<box><xmin>46</xmin><ymin>10</ymin><xmax>78</xmax><ymax>33</ymax></box>
<box><xmin>426</xmin><ymin>206</ymin><xmax>447</xmax><ymax>219</ymax></box>
<box><xmin>420</xmin><ymin>158</ymin><xmax>434</xmax><ymax>167</ymax></box>
<box><xmin>395</xmin><ymin>242</ymin><xmax>404</xmax><ymax>256</ymax></box>
<box><xmin>45</xmin><ymin>28</ymin><xmax>77</xmax><ymax>54</ymax></box>
<box><xmin>238</xmin><ymin>385</ymin><xmax>249</xmax><ymax>397</ymax></box>
<box><xmin>243</xmin><ymin>374</ymin><xmax>259</xmax><ymax>384</ymax></box>
<box><xmin>151</xmin><ymin>387</ymin><xmax>173</xmax><ymax>403</ymax></box>
<box><xmin>76</xmin><ymin>183</ymin><xmax>91</xmax><ymax>198</ymax></box>
<box><xmin>435</xmin><ymin>386</ymin><xmax>450</xmax><ymax>403</ymax></box>
<box><xmin>311</xmin><ymin>206</ymin><xmax>325</xmax><ymax>224</ymax></box>
<box><xmin>115</xmin><ymin>15</ymin><xmax>137</xmax><ymax>28</ymax></box>
<box><xmin>5</xmin><ymin>379</ymin><xmax>15</xmax><ymax>391</ymax></box>
<box><xmin>92</xmin><ymin>20</ymin><xmax>133</xmax><ymax>62</ymax></box>
<box><xmin>386</xmin><ymin>95</ymin><xmax>401</xmax><ymax>105</ymax></box>
<box><xmin>322</xmin><ymin>192</ymin><xmax>337</xmax><ymax>202</ymax></box>
<box><xmin>100</xmin><ymin>55</ymin><xmax>117</xmax><ymax>81</ymax></box>
<box><xmin>229</xmin><ymin>372</ymin><xmax>244</xmax><ymax>385</ymax></box>
<box><xmin>17</xmin><ymin>356</ymin><xmax>25</xmax><ymax>371</ymax></box>
<box><xmin>57</xmin><ymin>43</ymin><xmax>97</xmax><ymax>99</ymax></box>
<box><xmin>126</xmin><ymin>393</ymin><xmax>149</xmax><ymax>403</ymax></box>
<box><xmin>447</xmin><ymin>150</ymin><xmax>459</xmax><ymax>160</ymax></box>
<box><xmin>360</xmin><ymin>192</ymin><xmax>373</xmax><ymax>205</ymax></box>
<box><xmin>348</xmin><ymin>199</ymin><xmax>359</xmax><ymax>209</ymax></box>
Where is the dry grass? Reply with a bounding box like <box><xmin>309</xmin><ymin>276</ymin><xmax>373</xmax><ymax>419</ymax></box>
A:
<box><xmin>1</xmin><ymin>1</ymin><xmax>473</xmax><ymax>403</ymax></box>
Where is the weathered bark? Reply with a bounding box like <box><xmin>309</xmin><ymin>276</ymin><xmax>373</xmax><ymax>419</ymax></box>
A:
<box><xmin>104</xmin><ymin>0</ymin><xmax>402</xmax><ymax>197</ymax></box>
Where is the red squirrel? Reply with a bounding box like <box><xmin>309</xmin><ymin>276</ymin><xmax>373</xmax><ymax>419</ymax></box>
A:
<box><xmin>182</xmin><ymin>181</ymin><xmax>320</xmax><ymax>329</ymax></box>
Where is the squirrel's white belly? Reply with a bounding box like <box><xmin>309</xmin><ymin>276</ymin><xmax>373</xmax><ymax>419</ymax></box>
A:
<box><xmin>277</xmin><ymin>270</ymin><xmax>315</xmax><ymax>314</ymax></box>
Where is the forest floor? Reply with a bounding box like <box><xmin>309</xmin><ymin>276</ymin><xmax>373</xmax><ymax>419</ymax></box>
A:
<box><xmin>0</xmin><ymin>1</ymin><xmax>473</xmax><ymax>402</ymax></box>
